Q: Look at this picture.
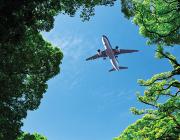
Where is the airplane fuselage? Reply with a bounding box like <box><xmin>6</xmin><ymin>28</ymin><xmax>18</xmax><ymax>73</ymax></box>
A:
<box><xmin>102</xmin><ymin>35</ymin><xmax>119</xmax><ymax>71</ymax></box>
<box><xmin>86</xmin><ymin>35</ymin><xmax>138</xmax><ymax>72</ymax></box>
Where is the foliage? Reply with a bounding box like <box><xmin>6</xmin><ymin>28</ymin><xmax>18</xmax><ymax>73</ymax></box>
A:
<box><xmin>0</xmin><ymin>29</ymin><xmax>63</xmax><ymax>140</ymax></box>
<box><xmin>115</xmin><ymin>0</ymin><xmax>180</xmax><ymax>139</ymax></box>
<box><xmin>120</xmin><ymin>0</ymin><xmax>135</xmax><ymax>18</ymax></box>
<box><xmin>120</xmin><ymin>0</ymin><xmax>180</xmax><ymax>46</ymax></box>
<box><xmin>17</xmin><ymin>133</ymin><xmax>47</xmax><ymax>140</ymax></box>
<box><xmin>115</xmin><ymin>48</ymin><xmax>180</xmax><ymax>139</ymax></box>
<box><xmin>114</xmin><ymin>114</ymin><xmax>179</xmax><ymax>140</ymax></box>
<box><xmin>0</xmin><ymin>0</ymin><xmax>116</xmax><ymax>43</ymax></box>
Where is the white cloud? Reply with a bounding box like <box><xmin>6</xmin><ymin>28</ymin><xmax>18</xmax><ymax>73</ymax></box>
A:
<box><xmin>42</xmin><ymin>32</ymin><xmax>98</xmax><ymax>63</ymax></box>
<box><xmin>42</xmin><ymin>31</ymin><xmax>99</xmax><ymax>92</ymax></box>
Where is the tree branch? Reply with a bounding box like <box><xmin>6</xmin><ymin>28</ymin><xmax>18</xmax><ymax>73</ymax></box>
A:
<box><xmin>138</xmin><ymin>97</ymin><xmax>158</xmax><ymax>108</ymax></box>
<box><xmin>156</xmin><ymin>50</ymin><xmax>180</xmax><ymax>67</ymax></box>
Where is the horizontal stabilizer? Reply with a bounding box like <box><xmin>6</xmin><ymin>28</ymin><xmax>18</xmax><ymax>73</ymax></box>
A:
<box><xmin>119</xmin><ymin>66</ymin><xmax>128</xmax><ymax>69</ymax></box>
<box><xmin>109</xmin><ymin>66</ymin><xmax>128</xmax><ymax>72</ymax></box>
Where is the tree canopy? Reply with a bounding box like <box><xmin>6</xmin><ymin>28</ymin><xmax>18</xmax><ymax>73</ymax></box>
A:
<box><xmin>120</xmin><ymin>0</ymin><xmax>180</xmax><ymax>46</ymax></box>
<box><xmin>0</xmin><ymin>0</ymin><xmax>116</xmax><ymax>43</ymax></box>
<box><xmin>114</xmin><ymin>49</ymin><xmax>180</xmax><ymax>139</ymax></box>
<box><xmin>17</xmin><ymin>133</ymin><xmax>47</xmax><ymax>140</ymax></box>
<box><xmin>0</xmin><ymin>29</ymin><xmax>63</xmax><ymax>140</ymax></box>
<box><xmin>114</xmin><ymin>0</ymin><xmax>180</xmax><ymax>139</ymax></box>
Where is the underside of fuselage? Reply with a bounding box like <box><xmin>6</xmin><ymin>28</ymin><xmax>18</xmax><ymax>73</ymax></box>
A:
<box><xmin>110</xmin><ymin>58</ymin><xmax>119</xmax><ymax>71</ymax></box>
<box><xmin>102</xmin><ymin>35</ymin><xmax>120</xmax><ymax>71</ymax></box>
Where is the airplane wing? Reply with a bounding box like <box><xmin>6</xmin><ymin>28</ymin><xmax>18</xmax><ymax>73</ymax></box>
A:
<box><xmin>86</xmin><ymin>51</ymin><xmax>107</xmax><ymax>61</ymax></box>
<box><xmin>113</xmin><ymin>49</ymin><xmax>139</xmax><ymax>55</ymax></box>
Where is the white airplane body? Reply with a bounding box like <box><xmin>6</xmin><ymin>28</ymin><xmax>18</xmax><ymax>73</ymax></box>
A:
<box><xmin>102</xmin><ymin>35</ymin><xmax>121</xmax><ymax>71</ymax></box>
<box><xmin>86</xmin><ymin>35</ymin><xmax>139</xmax><ymax>72</ymax></box>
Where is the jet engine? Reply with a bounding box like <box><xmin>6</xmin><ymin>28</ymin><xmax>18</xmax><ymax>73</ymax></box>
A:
<box><xmin>115</xmin><ymin>55</ymin><xmax>118</xmax><ymax>58</ymax></box>
<box><xmin>97</xmin><ymin>49</ymin><xmax>101</xmax><ymax>55</ymax></box>
<box><xmin>115</xmin><ymin>46</ymin><xmax>119</xmax><ymax>50</ymax></box>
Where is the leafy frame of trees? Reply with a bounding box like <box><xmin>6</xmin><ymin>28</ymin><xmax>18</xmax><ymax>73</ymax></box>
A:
<box><xmin>115</xmin><ymin>0</ymin><xmax>180</xmax><ymax>139</ymax></box>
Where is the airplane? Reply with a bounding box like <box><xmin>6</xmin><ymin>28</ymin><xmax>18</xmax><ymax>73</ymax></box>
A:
<box><xmin>86</xmin><ymin>35</ymin><xmax>139</xmax><ymax>72</ymax></box>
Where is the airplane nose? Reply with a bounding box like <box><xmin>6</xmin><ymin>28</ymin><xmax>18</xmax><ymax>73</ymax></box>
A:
<box><xmin>102</xmin><ymin>35</ymin><xmax>107</xmax><ymax>39</ymax></box>
<box><xmin>102</xmin><ymin>35</ymin><xmax>107</xmax><ymax>42</ymax></box>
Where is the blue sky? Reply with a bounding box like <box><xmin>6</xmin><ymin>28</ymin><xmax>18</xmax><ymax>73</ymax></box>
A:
<box><xmin>22</xmin><ymin>1</ymin><xmax>178</xmax><ymax>140</ymax></box>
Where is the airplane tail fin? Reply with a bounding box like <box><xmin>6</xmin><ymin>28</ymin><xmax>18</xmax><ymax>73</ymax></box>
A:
<box><xmin>109</xmin><ymin>66</ymin><xmax>128</xmax><ymax>72</ymax></box>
